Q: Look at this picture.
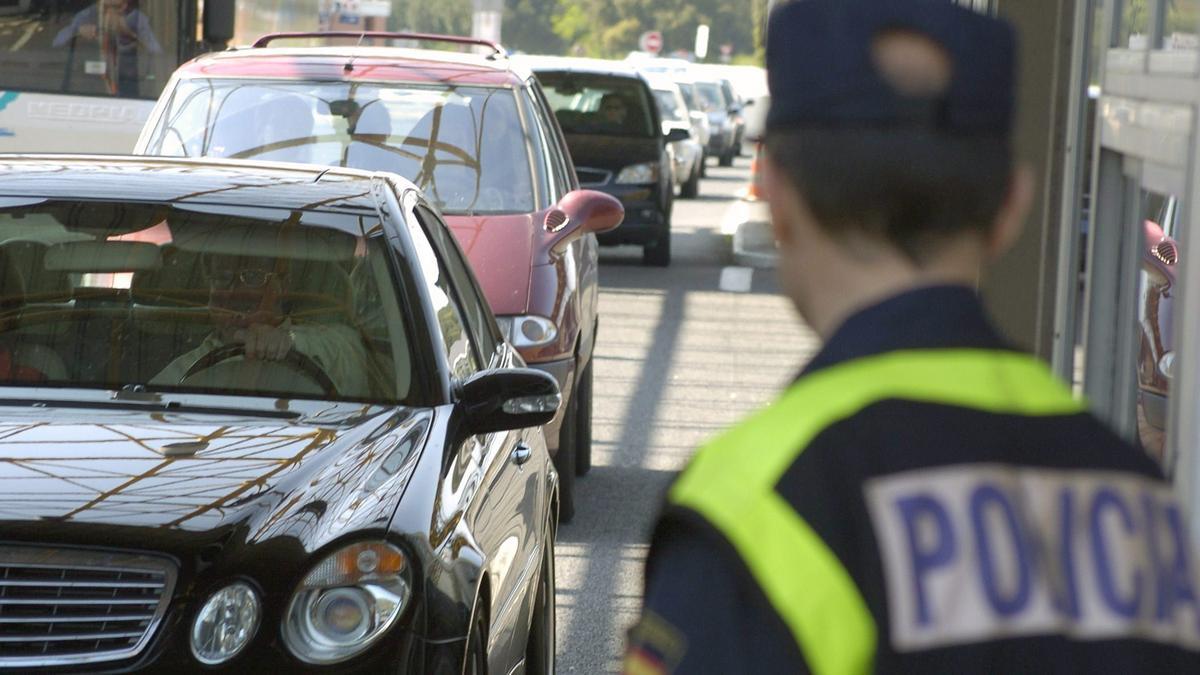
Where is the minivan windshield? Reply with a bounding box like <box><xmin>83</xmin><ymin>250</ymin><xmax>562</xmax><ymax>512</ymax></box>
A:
<box><xmin>146</xmin><ymin>81</ymin><xmax>536</xmax><ymax>215</ymax></box>
<box><xmin>0</xmin><ymin>200</ymin><xmax>412</xmax><ymax>404</ymax></box>
<box><xmin>537</xmin><ymin>72</ymin><xmax>656</xmax><ymax>138</ymax></box>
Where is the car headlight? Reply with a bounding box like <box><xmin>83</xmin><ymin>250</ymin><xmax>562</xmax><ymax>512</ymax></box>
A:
<box><xmin>282</xmin><ymin>542</ymin><xmax>412</xmax><ymax>665</ymax></box>
<box><xmin>616</xmin><ymin>162</ymin><xmax>661</xmax><ymax>184</ymax></box>
<box><xmin>191</xmin><ymin>582</ymin><xmax>261</xmax><ymax>665</ymax></box>
<box><xmin>496</xmin><ymin>315</ymin><xmax>559</xmax><ymax>349</ymax></box>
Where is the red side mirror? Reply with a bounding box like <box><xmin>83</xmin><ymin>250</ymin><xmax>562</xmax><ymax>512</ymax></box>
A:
<box><xmin>543</xmin><ymin>190</ymin><xmax>624</xmax><ymax>256</ymax></box>
<box><xmin>559</xmin><ymin>189</ymin><xmax>623</xmax><ymax>234</ymax></box>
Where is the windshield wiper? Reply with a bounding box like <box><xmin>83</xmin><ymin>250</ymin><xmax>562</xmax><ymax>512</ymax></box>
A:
<box><xmin>0</xmin><ymin>387</ymin><xmax>300</xmax><ymax>420</ymax></box>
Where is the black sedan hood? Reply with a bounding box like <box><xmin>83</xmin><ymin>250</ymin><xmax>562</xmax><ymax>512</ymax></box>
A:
<box><xmin>563</xmin><ymin>133</ymin><xmax>660</xmax><ymax>173</ymax></box>
<box><xmin>0</xmin><ymin>399</ymin><xmax>432</xmax><ymax>556</ymax></box>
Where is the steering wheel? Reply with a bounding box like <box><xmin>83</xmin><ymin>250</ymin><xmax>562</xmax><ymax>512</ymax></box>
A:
<box><xmin>183</xmin><ymin>344</ymin><xmax>339</xmax><ymax>397</ymax></box>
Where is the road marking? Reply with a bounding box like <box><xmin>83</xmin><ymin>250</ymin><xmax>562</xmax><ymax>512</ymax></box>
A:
<box><xmin>719</xmin><ymin>266</ymin><xmax>754</xmax><ymax>293</ymax></box>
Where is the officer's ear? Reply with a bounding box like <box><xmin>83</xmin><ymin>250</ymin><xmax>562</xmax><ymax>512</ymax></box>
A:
<box><xmin>987</xmin><ymin>163</ymin><xmax>1034</xmax><ymax>261</ymax></box>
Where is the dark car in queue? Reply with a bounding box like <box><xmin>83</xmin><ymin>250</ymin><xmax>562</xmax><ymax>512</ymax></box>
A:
<box><xmin>519</xmin><ymin>56</ymin><xmax>687</xmax><ymax>267</ymax></box>
<box><xmin>135</xmin><ymin>32</ymin><xmax>622</xmax><ymax>522</ymax></box>
<box><xmin>0</xmin><ymin>156</ymin><xmax>598</xmax><ymax>673</ymax></box>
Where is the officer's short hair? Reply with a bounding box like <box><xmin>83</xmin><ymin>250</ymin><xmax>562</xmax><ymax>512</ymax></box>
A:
<box><xmin>765</xmin><ymin>128</ymin><xmax>1012</xmax><ymax>265</ymax></box>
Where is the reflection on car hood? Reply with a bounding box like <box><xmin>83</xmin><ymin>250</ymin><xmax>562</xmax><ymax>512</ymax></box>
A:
<box><xmin>0</xmin><ymin>402</ymin><xmax>430</xmax><ymax>551</ymax></box>
<box><xmin>562</xmin><ymin>134</ymin><xmax>659</xmax><ymax>173</ymax></box>
<box><xmin>445</xmin><ymin>213</ymin><xmax>535</xmax><ymax>316</ymax></box>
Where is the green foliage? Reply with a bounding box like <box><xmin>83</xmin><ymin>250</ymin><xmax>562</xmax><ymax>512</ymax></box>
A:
<box><xmin>390</xmin><ymin>0</ymin><xmax>757</xmax><ymax>61</ymax></box>
<box><xmin>505</xmin><ymin>0</ymin><xmax>566</xmax><ymax>54</ymax></box>
<box><xmin>394</xmin><ymin>0</ymin><xmax>474</xmax><ymax>37</ymax></box>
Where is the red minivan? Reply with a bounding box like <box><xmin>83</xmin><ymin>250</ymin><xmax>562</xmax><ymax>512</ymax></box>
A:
<box><xmin>135</xmin><ymin>32</ymin><xmax>622</xmax><ymax>521</ymax></box>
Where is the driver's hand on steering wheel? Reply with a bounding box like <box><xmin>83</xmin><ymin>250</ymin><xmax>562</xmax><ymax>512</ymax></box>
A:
<box><xmin>230</xmin><ymin>324</ymin><xmax>294</xmax><ymax>362</ymax></box>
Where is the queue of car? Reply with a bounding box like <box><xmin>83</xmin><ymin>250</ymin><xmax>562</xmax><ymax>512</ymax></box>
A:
<box><xmin>0</xmin><ymin>31</ymin><xmax>762</xmax><ymax>672</ymax></box>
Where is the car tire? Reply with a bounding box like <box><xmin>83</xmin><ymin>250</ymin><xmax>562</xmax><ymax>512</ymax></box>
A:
<box><xmin>524</xmin><ymin>523</ymin><xmax>556</xmax><ymax>675</ymax></box>
<box><xmin>574</xmin><ymin>358</ymin><xmax>593</xmax><ymax>476</ymax></box>
<box><xmin>465</xmin><ymin>602</ymin><xmax>488</xmax><ymax>675</ymax></box>
<box><xmin>643</xmin><ymin>231</ymin><xmax>672</xmax><ymax>267</ymax></box>
<box><xmin>554</xmin><ymin>394</ymin><xmax>577</xmax><ymax>524</ymax></box>
<box><xmin>681</xmin><ymin>163</ymin><xmax>700</xmax><ymax>198</ymax></box>
<box><xmin>699</xmin><ymin>150</ymin><xmax>708</xmax><ymax>177</ymax></box>
<box><xmin>718</xmin><ymin>148</ymin><xmax>735</xmax><ymax>167</ymax></box>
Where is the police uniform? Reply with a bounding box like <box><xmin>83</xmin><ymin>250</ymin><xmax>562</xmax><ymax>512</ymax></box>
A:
<box><xmin>624</xmin><ymin>2</ymin><xmax>1200</xmax><ymax>674</ymax></box>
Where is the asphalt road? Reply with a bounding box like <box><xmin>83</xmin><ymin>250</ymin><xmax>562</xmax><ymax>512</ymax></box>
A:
<box><xmin>554</xmin><ymin>158</ymin><xmax>820</xmax><ymax>672</ymax></box>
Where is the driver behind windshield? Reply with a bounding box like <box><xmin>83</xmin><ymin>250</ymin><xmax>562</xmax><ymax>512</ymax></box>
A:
<box><xmin>150</xmin><ymin>252</ymin><xmax>370</xmax><ymax>397</ymax></box>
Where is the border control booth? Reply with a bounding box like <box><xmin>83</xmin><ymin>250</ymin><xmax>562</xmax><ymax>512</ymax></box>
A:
<box><xmin>1067</xmin><ymin>0</ymin><xmax>1200</xmax><ymax>534</ymax></box>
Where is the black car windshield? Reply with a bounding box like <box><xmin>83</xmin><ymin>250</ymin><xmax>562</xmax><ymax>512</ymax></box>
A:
<box><xmin>147</xmin><ymin>81</ymin><xmax>536</xmax><ymax>215</ymax></box>
<box><xmin>653</xmin><ymin>90</ymin><xmax>686</xmax><ymax>123</ymax></box>
<box><xmin>0</xmin><ymin>200</ymin><xmax>413</xmax><ymax>404</ymax></box>
<box><xmin>537</xmin><ymin>73</ymin><xmax>656</xmax><ymax>138</ymax></box>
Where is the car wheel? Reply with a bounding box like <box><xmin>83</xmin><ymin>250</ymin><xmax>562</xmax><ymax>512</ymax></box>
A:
<box><xmin>574</xmin><ymin>358</ymin><xmax>593</xmax><ymax>477</ymax></box>
<box><xmin>699</xmin><ymin>150</ymin><xmax>708</xmax><ymax>177</ymax></box>
<box><xmin>643</xmin><ymin>231</ymin><xmax>672</xmax><ymax>267</ymax></box>
<box><xmin>554</xmin><ymin>394</ymin><xmax>577</xmax><ymax>524</ymax></box>
<box><xmin>465</xmin><ymin>603</ymin><xmax>488</xmax><ymax>675</ymax></box>
<box><xmin>524</xmin><ymin>523</ymin><xmax>556</xmax><ymax>675</ymax></box>
<box><xmin>718</xmin><ymin>148</ymin><xmax>735</xmax><ymax>167</ymax></box>
<box><xmin>681</xmin><ymin>162</ymin><xmax>700</xmax><ymax>198</ymax></box>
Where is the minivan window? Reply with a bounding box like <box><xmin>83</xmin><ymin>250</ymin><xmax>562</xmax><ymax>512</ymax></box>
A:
<box><xmin>537</xmin><ymin>73</ymin><xmax>656</xmax><ymax>138</ymax></box>
<box><xmin>653</xmin><ymin>89</ymin><xmax>687</xmax><ymax>123</ymax></box>
<box><xmin>147</xmin><ymin>80</ymin><xmax>536</xmax><ymax>215</ymax></box>
<box><xmin>0</xmin><ymin>201</ymin><xmax>412</xmax><ymax>403</ymax></box>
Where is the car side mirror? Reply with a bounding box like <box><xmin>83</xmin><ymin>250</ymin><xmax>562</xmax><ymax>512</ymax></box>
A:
<box><xmin>203</xmin><ymin>0</ymin><xmax>235</xmax><ymax>45</ymax></box>
<box><xmin>459</xmin><ymin>368</ymin><xmax>561</xmax><ymax>436</ymax></box>
<box><xmin>665</xmin><ymin>127</ymin><xmax>691</xmax><ymax>143</ymax></box>
<box><xmin>541</xmin><ymin>189</ymin><xmax>624</xmax><ymax>258</ymax></box>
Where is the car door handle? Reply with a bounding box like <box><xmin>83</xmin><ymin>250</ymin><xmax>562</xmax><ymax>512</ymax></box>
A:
<box><xmin>511</xmin><ymin>442</ymin><xmax>532</xmax><ymax>466</ymax></box>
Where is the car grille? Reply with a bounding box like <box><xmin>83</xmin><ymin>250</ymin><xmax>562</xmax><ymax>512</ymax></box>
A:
<box><xmin>575</xmin><ymin>167</ymin><xmax>612</xmax><ymax>187</ymax></box>
<box><xmin>0</xmin><ymin>546</ymin><xmax>176</xmax><ymax>668</ymax></box>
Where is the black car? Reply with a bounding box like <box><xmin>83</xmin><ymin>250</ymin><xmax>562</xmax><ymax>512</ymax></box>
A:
<box><xmin>0</xmin><ymin>156</ymin><xmax>575</xmax><ymax>673</ymax></box>
<box><xmin>521</xmin><ymin>56</ymin><xmax>688</xmax><ymax>267</ymax></box>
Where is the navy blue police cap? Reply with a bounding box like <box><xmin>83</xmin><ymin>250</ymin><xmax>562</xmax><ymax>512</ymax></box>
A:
<box><xmin>766</xmin><ymin>0</ymin><xmax>1016</xmax><ymax>137</ymax></box>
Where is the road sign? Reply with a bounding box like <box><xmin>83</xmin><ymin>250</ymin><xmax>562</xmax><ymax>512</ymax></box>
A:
<box><xmin>694</xmin><ymin>24</ymin><xmax>709</xmax><ymax>60</ymax></box>
<box><xmin>639</xmin><ymin>31</ymin><xmax>663</xmax><ymax>55</ymax></box>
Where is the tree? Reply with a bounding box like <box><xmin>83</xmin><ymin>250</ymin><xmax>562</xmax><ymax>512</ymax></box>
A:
<box><xmin>504</xmin><ymin>0</ymin><xmax>564</xmax><ymax>54</ymax></box>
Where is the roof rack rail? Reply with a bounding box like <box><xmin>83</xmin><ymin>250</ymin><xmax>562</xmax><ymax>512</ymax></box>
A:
<box><xmin>251</xmin><ymin>31</ymin><xmax>508</xmax><ymax>57</ymax></box>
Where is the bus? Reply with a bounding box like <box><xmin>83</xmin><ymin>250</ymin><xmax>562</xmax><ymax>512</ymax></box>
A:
<box><xmin>0</xmin><ymin>0</ymin><xmax>338</xmax><ymax>153</ymax></box>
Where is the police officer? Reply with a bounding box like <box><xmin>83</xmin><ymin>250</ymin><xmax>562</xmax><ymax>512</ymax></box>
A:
<box><xmin>623</xmin><ymin>1</ymin><xmax>1200</xmax><ymax>673</ymax></box>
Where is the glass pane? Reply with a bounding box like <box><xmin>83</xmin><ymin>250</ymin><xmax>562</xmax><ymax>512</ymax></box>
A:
<box><xmin>537</xmin><ymin>72</ymin><xmax>657</xmax><ymax>138</ymax></box>
<box><xmin>148</xmin><ymin>80</ymin><xmax>536</xmax><ymax>215</ymax></box>
<box><xmin>1164</xmin><ymin>0</ymin><xmax>1200</xmax><ymax>50</ymax></box>
<box><xmin>0</xmin><ymin>201</ymin><xmax>411</xmax><ymax>403</ymax></box>
<box><xmin>1136</xmin><ymin>190</ymin><xmax>1181</xmax><ymax>464</ymax></box>
<box><xmin>653</xmin><ymin>89</ymin><xmax>687</xmax><ymax>123</ymax></box>
<box><xmin>0</xmin><ymin>0</ymin><xmax>178</xmax><ymax>99</ymax></box>
<box><xmin>1119</xmin><ymin>0</ymin><xmax>1151</xmax><ymax>48</ymax></box>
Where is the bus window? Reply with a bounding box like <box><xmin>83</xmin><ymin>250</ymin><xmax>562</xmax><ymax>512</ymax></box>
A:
<box><xmin>0</xmin><ymin>1</ymin><xmax>178</xmax><ymax>99</ymax></box>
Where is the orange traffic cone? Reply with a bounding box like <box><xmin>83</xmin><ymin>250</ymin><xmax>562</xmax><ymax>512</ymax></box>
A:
<box><xmin>740</xmin><ymin>143</ymin><xmax>766</xmax><ymax>202</ymax></box>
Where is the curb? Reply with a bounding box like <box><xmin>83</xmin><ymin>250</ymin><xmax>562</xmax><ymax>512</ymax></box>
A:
<box><xmin>732</xmin><ymin>217</ymin><xmax>779</xmax><ymax>269</ymax></box>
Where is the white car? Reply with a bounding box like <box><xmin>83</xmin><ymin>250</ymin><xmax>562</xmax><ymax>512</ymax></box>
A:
<box><xmin>648</xmin><ymin>77</ymin><xmax>703</xmax><ymax>197</ymax></box>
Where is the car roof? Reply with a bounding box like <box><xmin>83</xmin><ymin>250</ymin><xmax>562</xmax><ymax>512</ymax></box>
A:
<box><xmin>0</xmin><ymin>155</ymin><xmax>408</xmax><ymax>213</ymax></box>
<box><xmin>174</xmin><ymin>46</ymin><xmax>532</xmax><ymax>87</ymax></box>
<box><xmin>513</xmin><ymin>55</ymin><xmax>646</xmax><ymax>80</ymax></box>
